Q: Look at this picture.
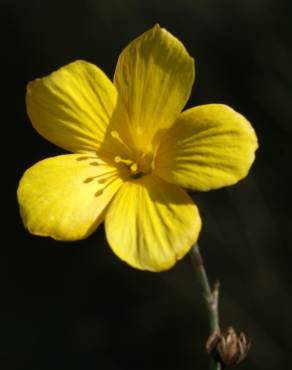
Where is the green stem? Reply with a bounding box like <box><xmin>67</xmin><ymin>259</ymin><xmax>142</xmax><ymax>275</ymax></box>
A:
<box><xmin>189</xmin><ymin>243</ymin><xmax>221</xmax><ymax>370</ymax></box>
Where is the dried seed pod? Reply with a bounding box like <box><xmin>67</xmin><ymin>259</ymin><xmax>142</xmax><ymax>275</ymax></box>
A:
<box><xmin>206</xmin><ymin>327</ymin><xmax>251</xmax><ymax>367</ymax></box>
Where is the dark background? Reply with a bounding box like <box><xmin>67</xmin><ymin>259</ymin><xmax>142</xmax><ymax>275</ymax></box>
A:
<box><xmin>1</xmin><ymin>0</ymin><xmax>292</xmax><ymax>369</ymax></box>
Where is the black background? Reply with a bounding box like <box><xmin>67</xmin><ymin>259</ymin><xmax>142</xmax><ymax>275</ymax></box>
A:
<box><xmin>1</xmin><ymin>0</ymin><xmax>292</xmax><ymax>369</ymax></box>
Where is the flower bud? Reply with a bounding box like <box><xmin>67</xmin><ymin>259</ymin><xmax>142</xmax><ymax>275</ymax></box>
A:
<box><xmin>206</xmin><ymin>327</ymin><xmax>251</xmax><ymax>367</ymax></box>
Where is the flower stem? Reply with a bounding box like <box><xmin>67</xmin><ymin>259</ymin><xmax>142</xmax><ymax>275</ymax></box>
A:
<box><xmin>189</xmin><ymin>243</ymin><xmax>221</xmax><ymax>370</ymax></box>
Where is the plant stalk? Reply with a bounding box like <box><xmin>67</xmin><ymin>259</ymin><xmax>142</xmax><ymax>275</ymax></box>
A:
<box><xmin>189</xmin><ymin>243</ymin><xmax>221</xmax><ymax>370</ymax></box>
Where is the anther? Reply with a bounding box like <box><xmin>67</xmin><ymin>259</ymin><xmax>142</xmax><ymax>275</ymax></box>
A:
<box><xmin>110</xmin><ymin>130</ymin><xmax>121</xmax><ymax>140</ymax></box>
<box><xmin>130</xmin><ymin>163</ymin><xmax>138</xmax><ymax>174</ymax></box>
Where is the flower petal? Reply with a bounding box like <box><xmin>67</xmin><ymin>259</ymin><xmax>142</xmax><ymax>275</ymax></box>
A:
<box><xmin>105</xmin><ymin>175</ymin><xmax>201</xmax><ymax>271</ymax></box>
<box><xmin>27</xmin><ymin>60</ymin><xmax>118</xmax><ymax>153</ymax></box>
<box><xmin>114</xmin><ymin>24</ymin><xmax>194</xmax><ymax>149</ymax></box>
<box><xmin>156</xmin><ymin>104</ymin><xmax>258</xmax><ymax>191</ymax></box>
<box><xmin>17</xmin><ymin>154</ymin><xmax>123</xmax><ymax>240</ymax></box>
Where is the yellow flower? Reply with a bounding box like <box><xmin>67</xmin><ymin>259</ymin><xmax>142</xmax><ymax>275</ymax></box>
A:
<box><xmin>17</xmin><ymin>25</ymin><xmax>258</xmax><ymax>271</ymax></box>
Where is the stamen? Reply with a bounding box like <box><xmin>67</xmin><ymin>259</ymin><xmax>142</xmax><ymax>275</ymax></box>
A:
<box><xmin>114</xmin><ymin>156</ymin><xmax>140</xmax><ymax>176</ymax></box>
<box><xmin>110</xmin><ymin>130</ymin><xmax>130</xmax><ymax>154</ymax></box>
<box><xmin>110</xmin><ymin>134</ymin><xmax>154</xmax><ymax>179</ymax></box>
<box><xmin>114</xmin><ymin>156</ymin><xmax>133</xmax><ymax>166</ymax></box>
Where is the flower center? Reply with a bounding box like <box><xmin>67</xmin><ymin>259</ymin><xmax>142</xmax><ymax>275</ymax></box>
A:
<box><xmin>110</xmin><ymin>130</ymin><xmax>153</xmax><ymax>179</ymax></box>
<box><xmin>114</xmin><ymin>153</ymin><xmax>153</xmax><ymax>179</ymax></box>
